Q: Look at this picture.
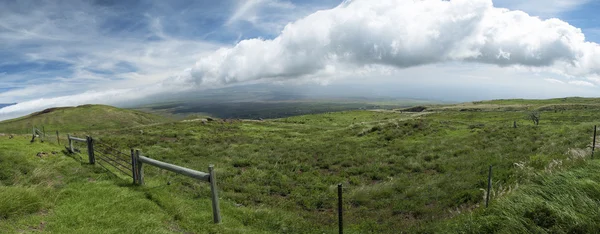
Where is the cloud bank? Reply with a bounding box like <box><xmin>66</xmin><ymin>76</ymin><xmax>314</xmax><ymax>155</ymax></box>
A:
<box><xmin>175</xmin><ymin>0</ymin><xmax>600</xmax><ymax>86</ymax></box>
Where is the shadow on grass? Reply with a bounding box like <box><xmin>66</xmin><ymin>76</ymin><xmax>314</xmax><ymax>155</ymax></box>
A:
<box><xmin>62</xmin><ymin>147</ymin><xmax>83</xmax><ymax>163</ymax></box>
<box><xmin>61</xmin><ymin>146</ymin><xmax>135</xmax><ymax>187</ymax></box>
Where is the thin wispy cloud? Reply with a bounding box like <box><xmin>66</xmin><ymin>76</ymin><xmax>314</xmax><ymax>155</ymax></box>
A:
<box><xmin>568</xmin><ymin>80</ymin><xmax>596</xmax><ymax>87</ymax></box>
<box><xmin>0</xmin><ymin>1</ymin><xmax>223</xmax><ymax>101</ymax></box>
<box><xmin>545</xmin><ymin>78</ymin><xmax>566</xmax><ymax>84</ymax></box>
<box><xmin>226</xmin><ymin>0</ymin><xmax>295</xmax><ymax>26</ymax></box>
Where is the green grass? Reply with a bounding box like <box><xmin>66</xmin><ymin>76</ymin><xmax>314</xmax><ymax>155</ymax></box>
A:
<box><xmin>2</xmin><ymin>98</ymin><xmax>600</xmax><ymax>233</ymax></box>
<box><xmin>0</xmin><ymin>137</ymin><xmax>320</xmax><ymax>233</ymax></box>
<box><xmin>0</xmin><ymin>104</ymin><xmax>169</xmax><ymax>134</ymax></box>
<box><xmin>434</xmin><ymin>159</ymin><xmax>600</xmax><ymax>233</ymax></box>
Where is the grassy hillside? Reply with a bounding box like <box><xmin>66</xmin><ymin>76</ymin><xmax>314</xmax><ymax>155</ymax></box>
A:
<box><xmin>0</xmin><ymin>105</ymin><xmax>169</xmax><ymax>134</ymax></box>
<box><xmin>2</xmin><ymin>98</ymin><xmax>600</xmax><ymax>233</ymax></box>
<box><xmin>0</xmin><ymin>136</ymin><xmax>312</xmax><ymax>233</ymax></box>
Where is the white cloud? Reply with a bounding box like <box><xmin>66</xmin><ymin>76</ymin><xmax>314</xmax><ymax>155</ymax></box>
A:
<box><xmin>568</xmin><ymin>80</ymin><xmax>596</xmax><ymax>87</ymax></box>
<box><xmin>174</xmin><ymin>0</ymin><xmax>600</xmax><ymax>87</ymax></box>
<box><xmin>544</xmin><ymin>78</ymin><xmax>565</xmax><ymax>84</ymax></box>
<box><xmin>493</xmin><ymin>0</ymin><xmax>590</xmax><ymax>17</ymax></box>
<box><xmin>227</xmin><ymin>0</ymin><xmax>295</xmax><ymax>25</ymax></box>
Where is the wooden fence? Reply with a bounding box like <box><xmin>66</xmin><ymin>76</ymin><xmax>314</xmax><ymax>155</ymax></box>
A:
<box><xmin>30</xmin><ymin>126</ymin><xmax>45</xmax><ymax>142</ymax></box>
<box><xmin>67</xmin><ymin>134</ymin><xmax>221</xmax><ymax>224</ymax></box>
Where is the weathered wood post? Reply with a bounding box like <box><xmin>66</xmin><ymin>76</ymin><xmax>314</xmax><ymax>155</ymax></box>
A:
<box><xmin>135</xmin><ymin>150</ymin><xmax>144</xmax><ymax>185</ymax></box>
<box><xmin>338</xmin><ymin>183</ymin><xmax>343</xmax><ymax>234</ymax></box>
<box><xmin>42</xmin><ymin>126</ymin><xmax>45</xmax><ymax>142</ymax></box>
<box><xmin>68</xmin><ymin>134</ymin><xmax>73</xmax><ymax>153</ymax></box>
<box><xmin>513</xmin><ymin>121</ymin><xmax>517</xmax><ymax>128</ymax></box>
<box><xmin>130</xmin><ymin>149</ymin><xmax>138</xmax><ymax>184</ymax></box>
<box><xmin>209</xmin><ymin>165</ymin><xmax>221</xmax><ymax>224</ymax></box>
<box><xmin>86</xmin><ymin>136</ymin><xmax>95</xmax><ymax>164</ymax></box>
<box><xmin>486</xmin><ymin>165</ymin><xmax>492</xmax><ymax>208</ymax></box>
<box><xmin>30</xmin><ymin>126</ymin><xmax>36</xmax><ymax>143</ymax></box>
<box><xmin>56</xmin><ymin>131</ymin><xmax>60</xmax><ymax>145</ymax></box>
<box><xmin>593</xmin><ymin>125</ymin><xmax>597</xmax><ymax>159</ymax></box>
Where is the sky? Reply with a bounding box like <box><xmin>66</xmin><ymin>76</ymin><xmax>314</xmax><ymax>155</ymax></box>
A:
<box><xmin>1</xmin><ymin>0</ymin><xmax>600</xmax><ymax>120</ymax></box>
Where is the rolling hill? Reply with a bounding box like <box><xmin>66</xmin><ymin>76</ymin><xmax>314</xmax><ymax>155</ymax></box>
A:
<box><xmin>0</xmin><ymin>104</ymin><xmax>169</xmax><ymax>134</ymax></box>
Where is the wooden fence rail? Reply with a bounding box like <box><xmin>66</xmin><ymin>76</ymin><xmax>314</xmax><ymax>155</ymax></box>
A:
<box><xmin>137</xmin><ymin>155</ymin><xmax>210</xmax><ymax>181</ymax></box>
<box><xmin>67</xmin><ymin>134</ymin><xmax>86</xmax><ymax>154</ymax></box>
<box><xmin>66</xmin><ymin>134</ymin><xmax>221</xmax><ymax>224</ymax></box>
<box><xmin>133</xmin><ymin>150</ymin><xmax>221</xmax><ymax>223</ymax></box>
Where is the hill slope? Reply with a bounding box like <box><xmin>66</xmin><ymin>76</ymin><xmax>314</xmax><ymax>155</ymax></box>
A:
<box><xmin>2</xmin><ymin>97</ymin><xmax>600</xmax><ymax>233</ymax></box>
<box><xmin>0</xmin><ymin>105</ymin><xmax>168</xmax><ymax>134</ymax></box>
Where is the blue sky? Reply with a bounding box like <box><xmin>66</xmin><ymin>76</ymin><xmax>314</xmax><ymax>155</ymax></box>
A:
<box><xmin>0</xmin><ymin>0</ymin><xmax>600</xmax><ymax>120</ymax></box>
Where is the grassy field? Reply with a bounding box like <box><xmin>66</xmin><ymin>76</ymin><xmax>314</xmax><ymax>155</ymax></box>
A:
<box><xmin>1</xmin><ymin>97</ymin><xmax>600</xmax><ymax>233</ymax></box>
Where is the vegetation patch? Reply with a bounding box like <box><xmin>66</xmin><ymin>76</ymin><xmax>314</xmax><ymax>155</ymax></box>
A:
<box><xmin>1</xmin><ymin>98</ymin><xmax>600</xmax><ymax>233</ymax></box>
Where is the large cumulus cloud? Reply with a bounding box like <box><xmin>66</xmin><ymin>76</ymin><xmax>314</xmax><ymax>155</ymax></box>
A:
<box><xmin>175</xmin><ymin>0</ymin><xmax>600</xmax><ymax>85</ymax></box>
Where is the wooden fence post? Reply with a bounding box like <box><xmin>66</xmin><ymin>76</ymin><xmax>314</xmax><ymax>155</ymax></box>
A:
<box><xmin>31</xmin><ymin>127</ymin><xmax>36</xmax><ymax>143</ymax></box>
<box><xmin>486</xmin><ymin>165</ymin><xmax>492</xmax><ymax>208</ymax></box>
<box><xmin>68</xmin><ymin>134</ymin><xmax>73</xmax><ymax>153</ymax></box>
<box><xmin>42</xmin><ymin>126</ymin><xmax>45</xmax><ymax>142</ymax></box>
<box><xmin>338</xmin><ymin>183</ymin><xmax>343</xmax><ymax>234</ymax></box>
<box><xmin>593</xmin><ymin>125</ymin><xmax>597</xmax><ymax>159</ymax></box>
<box><xmin>135</xmin><ymin>150</ymin><xmax>144</xmax><ymax>185</ymax></box>
<box><xmin>131</xmin><ymin>149</ymin><xmax>138</xmax><ymax>184</ymax></box>
<box><xmin>86</xmin><ymin>136</ymin><xmax>95</xmax><ymax>164</ymax></box>
<box><xmin>56</xmin><ymin>131</ymin><xmax>60</xmax><ymax>145</ymax></box>
<box><xmin>209</xmin><ymin>165</ymin><xmax>221</xmax><ymax>224</ymax></box>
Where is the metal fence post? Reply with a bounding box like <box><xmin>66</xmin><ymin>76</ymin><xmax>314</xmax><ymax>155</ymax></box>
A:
<box><xmin>86</xmin><ymin>136</ymin><xmax>95</xmax><ymax>164</ymax></box>
<box><xmin>135</xmin><ymin>150</ymin><xmax>144</xmax><ymax>185</ymax></box>
<box><xmin>593</xmin><ymin>125</ymin><xmax>597</xmax><ymax>159</ymax></box>
<box><xmin>338</xmin><ymin>183</ymin><xmax>343</xmax><ymax>234</ymax></box>
<box><xmin>209</xmin><ymin>165</ymin><xmax>221</xmax><ymax>224</ymax></box>
<box><xmin>486</xmin><ymin>165</ymin><xmax>493</xmax><ymax>208</ymax></box>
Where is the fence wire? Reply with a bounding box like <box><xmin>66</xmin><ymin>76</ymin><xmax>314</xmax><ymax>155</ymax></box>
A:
<box><xmin>93</xmin><ymin>140</ymin><xmax>133</xmax><ymax>178</ymax></box>
<box><xmin>71</xmin><ymin>140</ymin><xmax>88</xmax><ymax>155</ymax></box>
<box><xmin>95</xmin><ymin>143</ymin><xmax>131</xmax><ymax>166</ymax></box>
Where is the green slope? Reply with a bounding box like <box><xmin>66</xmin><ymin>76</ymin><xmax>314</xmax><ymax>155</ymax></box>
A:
<box><xmin>0</xmin><ymin>137</ymin><xmax>308</xmax><ymax>233</ymax></box>
<box><xmin>2</xmin><ymin>98</ymin><xmax>600</xmax><ymax>233</ymax></box>
<box><xmin>0</xmin><ymin>105</ymin><xmax>169</xmax><ymax>134</ymax></box>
